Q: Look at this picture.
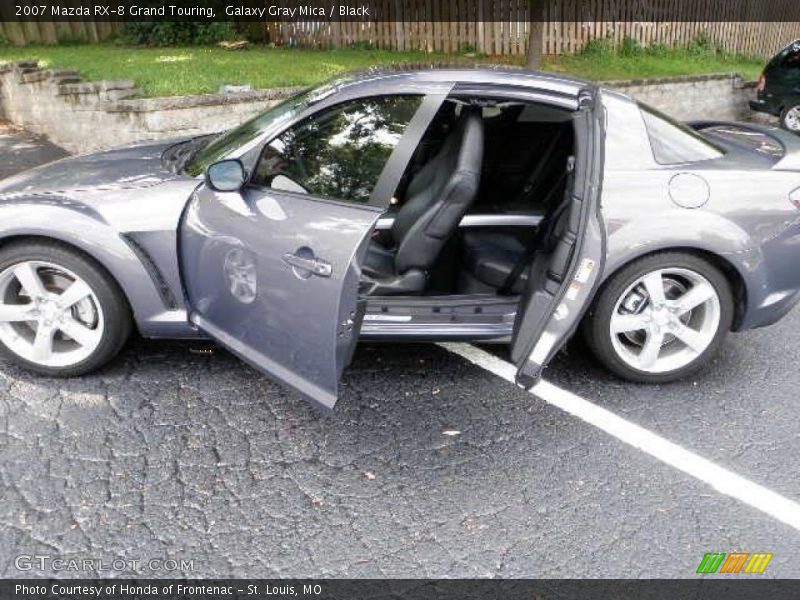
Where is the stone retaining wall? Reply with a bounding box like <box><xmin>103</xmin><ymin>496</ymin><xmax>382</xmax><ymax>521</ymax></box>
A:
<box><xmin>0</xmin><ymin>60</ymin><xmax>762</xmax><ymax>155</ymax></box>
<box><xmin>605</xmin><ymin>73</ymin><xmax>758</xmax><ymax>122</ymax></box>
<box><xmin>0</xmin><ymin>61</ymin><xmax>300</xmax><ymax>153</ymax></box>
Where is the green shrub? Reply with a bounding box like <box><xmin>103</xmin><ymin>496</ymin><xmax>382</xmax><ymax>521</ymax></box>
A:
<box><xmin>349</xmin><ymin>40</ymin><xmax>376</xmax><ymax>51</ymax></box>
<box><xmin>457</xmin><ymin>42</ymin><xmax>486</xmax><ymax>57</ymax></box>
<box><xmin>619</xmin><ymin>36</ymin><xmax>643</xmax><ymax>57</ymax></box>
<box><xmin>55</xmin><ymin>32</ymin><xmax>88</xmax><ymax>45</ymax></box>
<box><xmin>117</xmin><ymin>21</ymin><xmax>237</xmax><ymax>46</ymax></box>
<box><xmin>580</xmin><ymin>34</ymin><xmax>614</xmax><ymax>57</ymax></box>
<box><xmin>687</xmin><ymin>31</ymin><xmax>715</xmax><ymax>57</ymax></box>
<box><xmin>646</xmin><ymin>42</ymin><xmax>669</xmax><ymax>57</ymax></box>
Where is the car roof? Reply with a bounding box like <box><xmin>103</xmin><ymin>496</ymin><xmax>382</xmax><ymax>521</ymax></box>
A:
<box><xmin>321</xmin><ymin>64</ymin><xmax>595</xmax><ymax>100</ymax></box>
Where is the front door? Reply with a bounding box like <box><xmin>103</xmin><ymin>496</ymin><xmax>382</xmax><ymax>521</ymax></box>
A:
<box><xmin>510</xmin><ymin>89</ymin><xmax>606</xmax><ymax>386</ymax></box>
<box><xmin>179</xmin><ymin>93</ymin><xmax>441</xmax><ymax>410</ymax></box>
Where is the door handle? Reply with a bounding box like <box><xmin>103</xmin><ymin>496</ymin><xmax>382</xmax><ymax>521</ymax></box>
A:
<box><xmin>282</xmin><ymin>252</ymin><xmax>333</xmax><ymax>278</ymax></box>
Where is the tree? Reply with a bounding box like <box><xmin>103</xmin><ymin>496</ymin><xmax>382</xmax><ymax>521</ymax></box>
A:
<box><xmin>526</xmin><ymin>0</ymin><xmax>546</xmax><ymax>70</ymax></box>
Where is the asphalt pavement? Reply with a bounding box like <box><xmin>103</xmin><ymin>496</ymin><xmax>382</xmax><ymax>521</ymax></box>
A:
<box><xmin>0</xmin><ymin>122</ymin><xmax>69</xmax><ymax>180</ymax></box>
<box><xmin>0</xmin><ymin>124</ymin><xmax>798</xmax><ymax>578</ymax></box>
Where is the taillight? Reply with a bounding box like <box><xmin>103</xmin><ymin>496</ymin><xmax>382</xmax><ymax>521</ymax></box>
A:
<box><xmin>757</xmin><ymin>73</ymin><xmax>766</xmax><ymax>93</ymax></box>
<box><xmin>789</xmin><ymin>186</ymin><xmax>800</xmax><ymax>210</ymax></box>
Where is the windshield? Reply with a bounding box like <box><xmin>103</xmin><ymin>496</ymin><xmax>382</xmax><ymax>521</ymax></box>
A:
<box><xmin>184</xmin><ymin>88</ymin><xmax>316</xmax><ymax>176</ymax></box>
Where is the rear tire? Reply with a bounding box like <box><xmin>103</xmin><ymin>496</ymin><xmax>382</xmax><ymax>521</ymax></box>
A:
<box><xmin>584</xmin><ymin>252</ymin><xmax>734</xmax><ymax>384</ymax></box>
<box><xmin>0</xmin><ymin>241</ymin><xmax>132</xmax><ymax>377</ymax></box>
<box><xmin>780</xmin><ymin>104</ymin><xmax>800</xmax><ymax>132</ymax></box>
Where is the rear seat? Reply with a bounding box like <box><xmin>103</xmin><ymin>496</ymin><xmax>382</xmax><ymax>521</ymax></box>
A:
<box><xmin>460</xmin><ymin>155</ymin><xmax>575</xmax><ymax>295</ymax></box>
<box><xmin>461</xmin><ymin>231</ymin><xmax>529</xmax><ymax>293</ymax></box>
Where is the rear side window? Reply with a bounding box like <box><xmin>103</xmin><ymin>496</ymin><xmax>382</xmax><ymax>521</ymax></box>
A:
<box><xmin>781</xmin><ymin>48</ymin><xmax>800</xmax><ymax>69</ymax></box>
<box><xmin>639</xmin><ymin>104</ymin><xmax>724</xmax><ymax>165</ymax></box>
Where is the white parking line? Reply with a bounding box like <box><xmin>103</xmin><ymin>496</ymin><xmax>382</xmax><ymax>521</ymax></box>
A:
<box><xmin>439</xmin><ymin>342</ymin><xmax>800</xmax><ymax>533</ymax></box>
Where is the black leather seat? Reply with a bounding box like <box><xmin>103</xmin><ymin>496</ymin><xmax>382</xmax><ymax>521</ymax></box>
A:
<box><xmin>461</xmin><ymin>231</ymin><xmax>529</xmax><ymax>294</ymax></box>
<box><xmin>363</xmin><ymin>109</ymin><xmax>484</xmax><ymax>295</ymax></box>
<box><xmin>461</xmin><ymin>157</ymin><xmax>575</xmax><ymax>295</ymax></box>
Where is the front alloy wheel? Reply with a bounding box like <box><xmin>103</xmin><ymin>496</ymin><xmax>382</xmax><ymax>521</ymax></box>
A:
<box><xmin>0</xmin><ymin>242</ymin><xmax>132</xmax><ymax>377</ymax></box>
<box><xmin>0</xmin><ymin>261</ymin><xmax>104</xmax><ymax>367</ymax></box>
<box><xmin>585</xmin><ymin>253</ymin><xmax>733</xmax><ymax>383</ymax></box>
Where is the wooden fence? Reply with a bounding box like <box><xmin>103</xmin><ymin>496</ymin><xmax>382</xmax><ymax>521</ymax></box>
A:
<box><xmin>263</xmin><ymin>20</ymin><xmax>800</xmax><ymax>59</ymax></box>
<box><xmin>0</xmin><ymin>19</ymin><xmax>119</xmax><ymax>45</ymax></box>
<box><xmin>2</xmin><ymin>0</ymin><xmax>800</xmax><ymax>60</ymax></box>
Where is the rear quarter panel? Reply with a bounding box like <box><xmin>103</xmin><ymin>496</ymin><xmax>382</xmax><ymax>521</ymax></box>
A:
<box><xmin>601</xmin><ymin>91</ymin><xmax>800</xmax><ymax>330</ymax></box>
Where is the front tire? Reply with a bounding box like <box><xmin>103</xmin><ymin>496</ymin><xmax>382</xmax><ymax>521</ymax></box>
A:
<box><xmin>0</xmin><ymin>241</ymin><xmax>132</xmax><ymax>377</ymax></box>
<box><xmin>584</xmin><ymin>252</ymin><xmax>733</xmax><ymax>384</ymax></box>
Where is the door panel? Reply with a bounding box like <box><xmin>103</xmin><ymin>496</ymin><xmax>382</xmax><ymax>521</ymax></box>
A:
<box><xmin>179</xmin><ymin>93</ymin><xmax>446</xmax><ymax>410</ymax></box>
<box><xmin>180</xmin><ymin>186</ymin><xmax>382</xmax><ymax>410</ymax></box>
<box><xmin>510</xmin><ymin>92</ymin><xmax>606</xmax><ymax>386</ymax></box>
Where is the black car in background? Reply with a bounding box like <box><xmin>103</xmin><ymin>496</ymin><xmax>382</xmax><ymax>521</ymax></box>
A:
<box><xmin>751</xmin><ymin>40</ymin><xmax>800</xmax><ymax>132</ymax></box>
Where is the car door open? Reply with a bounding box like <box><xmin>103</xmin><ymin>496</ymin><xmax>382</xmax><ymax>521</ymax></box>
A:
<box><xmin>178</xmin><ymin>93</ymin><xmax>446</xmax><ymax>410</ymax></box>
<box><xmin>509</xmin><ymin>90</ymin><xmax>606</xmax><ymax>386</ymax></box>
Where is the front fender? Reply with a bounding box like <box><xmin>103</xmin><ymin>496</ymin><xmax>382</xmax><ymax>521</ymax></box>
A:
<box><xmin>0</xmin><ymin>197</ymin><xmax>174</xmax><ymax>334</ymax></box>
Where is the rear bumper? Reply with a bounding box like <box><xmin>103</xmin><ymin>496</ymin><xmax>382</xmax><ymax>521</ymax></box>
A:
<box><xmin>740</xmin><ymin>288</ymin><xmax>800</xmax><ymax>330</ymax></box>
<box><xmin>735</xmin><ymin>216</ymin><xmax>800</xmax><ymax>331</ymax></box>
<box><xmin>749</xmin><ymin>96</ymin><xmax>781</xmax><ymax>117</ymax></box>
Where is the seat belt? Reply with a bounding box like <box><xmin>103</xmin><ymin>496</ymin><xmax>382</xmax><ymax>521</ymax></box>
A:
<box><xmin>498</xmin><ymin>157</ymin><xmax>574</xmax><ymax>295</ymax></box>
<box><xmin>514</xmin><ymin>127</ymin><xmax>566</xmax><ymax>206</ymax></box>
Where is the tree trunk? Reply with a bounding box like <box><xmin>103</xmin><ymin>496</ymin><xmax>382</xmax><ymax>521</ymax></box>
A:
<box><xmin>526</xmin><ymin>1</ymin><xmax>545</xmax><ymax>70</ymax></box>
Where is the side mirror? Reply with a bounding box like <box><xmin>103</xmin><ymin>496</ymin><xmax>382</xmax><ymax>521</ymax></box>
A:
<box><xmin>206</xmin><ymin>159</ymin><xmax>246</xmax><ymax>192</ymax></box>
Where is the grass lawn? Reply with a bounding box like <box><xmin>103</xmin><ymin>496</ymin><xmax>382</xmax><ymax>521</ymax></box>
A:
<box><xmin>0</xmin><ymin>45</ymin><xmax>442</xmax><ymax>96</ymax></box>
<box><xmin>0</xmin><ymin>43</ymin><xmax>765</xmax><ymax>97</ymax></box>
<box><xmin>545</xmin><ymin>50</ymin><xmax>763</xmax><ymax>82</ymax></box>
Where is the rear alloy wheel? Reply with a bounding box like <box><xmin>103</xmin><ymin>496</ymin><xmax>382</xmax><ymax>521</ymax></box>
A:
<box><xmin>0</xmin><ymin>242</ymin><xmax>132</xmax><ymax>377</ymax></box>
<box><xmin>585</xmin><ymin>253</ymin><xmax>733</xmax><ymax>383</ymax></box>
<box><xmin>781</xmin><ymin>104</ymin><xmax>800</xmax><ymax>132</ymax></box>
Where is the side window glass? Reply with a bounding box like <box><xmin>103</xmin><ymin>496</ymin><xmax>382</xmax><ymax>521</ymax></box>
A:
<box><xmin>639</xmin><ymin>103</ymin><xmax>724</xmax><ymax>165</ymax></box>
<box><xmin>252</xmin><ymin>95</ymin><xmax>422</xmax><ymax>204</ymax></box>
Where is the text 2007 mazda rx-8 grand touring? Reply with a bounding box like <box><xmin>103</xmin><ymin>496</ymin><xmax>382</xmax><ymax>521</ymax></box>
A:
<box><xmin>1</xmin><ymin>67</ymin><xmax>800</xmax><ymax>410</ymax></box>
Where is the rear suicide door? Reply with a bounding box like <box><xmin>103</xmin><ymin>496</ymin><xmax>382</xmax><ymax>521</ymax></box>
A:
<box><xmin>510</xmin><ymin>88</ymin><xmax>606</xmax><ymax>386</ymax></box>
